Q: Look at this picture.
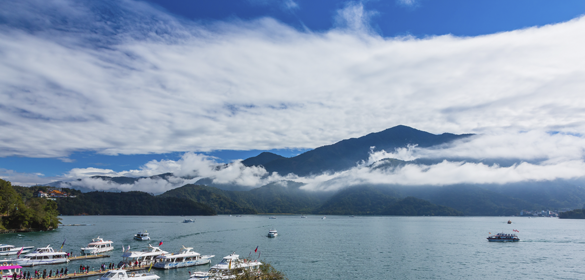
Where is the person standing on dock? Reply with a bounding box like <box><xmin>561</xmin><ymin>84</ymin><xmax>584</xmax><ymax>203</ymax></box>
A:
<box><xmin>64</xmin><ymin>268</ymin><xmax>67</xmax><ymax>276</ymax></box>
<box><xmin>42</xmin><ymin>269</ymin><xmax>46</xmax><ymax>279</ymax></box>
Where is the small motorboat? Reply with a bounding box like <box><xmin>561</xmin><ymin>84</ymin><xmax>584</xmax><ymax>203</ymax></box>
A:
<box><xmin>154</xmin><ymin>246</ymin><xmax>214</xmax><ymax>269</ymax></box>
<box><xmin>189</xmin><ymin>253</ymin><xmax>262</xmax><ymax>280</ymax></box>
<box><xmin>16</xmin><ymin>245</ymin><xmax>69</xmax><ymax>266</ymax></box>
<box><xmin>81</xmin><ymin>237</ymin><xmax>114</xmax><ymax>255</ymax></box>
<box><xmin>99</xmin><ymin>270</ymin><xmax>159</xmax><ymax>280</ymax></box>
<box><xmin>183</xmin><ymin>219</ymin><xmax>194</xmax><ymax>223</ymax></box>
<box><xmin>487</xmin><ymin>232</ymin><xmax>520</xmax><ymax>242</ymax></box>
<box><xmin>267</xmin><ymin>229</ymin><xmax>278</xmax><ymax>238</ymax></box>
<box><xmin>134</xmin><ymin>231</ymin><xmax>151</xmax><ymax>241</ymax></box>
<box><xmin>0</xmin><ymin>244</ymin><xmax>34</xmax><ymax>256</ymax></box>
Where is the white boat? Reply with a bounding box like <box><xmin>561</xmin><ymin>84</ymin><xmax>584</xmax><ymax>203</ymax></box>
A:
<box><xmin>267</xmin><ymin>229</ymin><xmax>278</xmax><ymax>238</ymax></box>
<box><xmin>487</xmin><ymin>232</ymin><xmax>520</xmax><ymax>242</ymax></box>
<box><xmin>0</xmin><ymin>244</ymin><xmax>34</xmax><ymax>256</ymax></box>
<box><xmin>269</xmin><ymin>216</ymin><xmax>276</xmax><ymax>219</ymax></box>
<box><xmin>16</xmin><ymin>245</ymin><xmax>69</xmax><ymax>267</ymax></box>
<box><xmin>182</xmin><ymin>219</ymin><xmax>194</xmax><ymax>223</ymax></box>
<box><xmin>99</xmin><ymin>269</ymin><xmax>159</xmax><ymax>280</ymax></box>
<box><xmin>134</xmin><ymin>231</ymin><xmax>151</xmax><ymax>241</ymax></box>
<box><xmin>301</xmin><ymin>215</ymin><xmax>307</xmax><ymax>218</ymax></box>
<box><xmin>122</xmin><ymin>244</ymin><xmax>168</xmax><ymax>266</ymax></box>
<box><xmin>80</xmin><ymin>237</ymin><xmax>114</xmax><ymax>255</ymax></box>
<box><xmin>0</xmin><ymin>264</ymin><xmax>22</xmax><ymax>280</ymax></box>
<box><xmin>188</xmin><ymin>253</ymin><xmax>262</xmax><ymax>280</ymax></box>
<box><xmin>153</xmin><ymin>246</ymin><xmax>214</xmax><ymax>269</ymax></box>
<box><xmin>322</xmin><ymin>216</ymin><xmax>326</xmax><ymax>219</ymax></box>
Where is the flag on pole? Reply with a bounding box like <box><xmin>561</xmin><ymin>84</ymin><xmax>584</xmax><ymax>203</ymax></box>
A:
<box><xmin>254</xmin><ymin>246</ymin><xmax>258</xmax><ymax>253</ymax></box>
<box><xmin>148</xmin><ymin>262</ymin><xmax>153</xmax><ymax>273</ymax></box>
<box><xmin>17</xmin><ymin>247</ymin><xmax>23</xmax><ymax>258</ymax></box>
<box><xmin>122</xmin><ymin>245</ymin><xmax>125</xmax><ymax>253</ymax></box>
<box><xmin>229</xmin><ymin>259</ymin><xmax>232</xmax><ymax>270</ymax></box>
<box><xmin>60</xmin><ymin>239</ymin><xmax>66</xmax><ymax>250</ymax></box>
<box><xmin>127</xmin><ymin>245</ymin><xmax>130</xmax><ymax>251</ymax></box>
<box><xmin>158</xmin><ymin>240</ymin><xmax>163</xmax><ymax>246</ymax></box>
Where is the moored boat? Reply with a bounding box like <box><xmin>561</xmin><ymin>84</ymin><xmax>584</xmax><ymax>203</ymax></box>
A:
<box><xmin>0</xmin><ymin>264</ymin><xmax>22</xmax><ymax>279</ymax></box>
<box><xmin>122</xmin><ymin>244</ymin><xmax>168</xmax><ymax>266</ymax></box>
<box><xmin>99</xmin><ymin>269</ymin><xmax>159</xmax><ymax>280</ymax></box>
<box><xmin>0</xmin><ymin>245</ymin><xmax>34</xmax><ymax>256</ymax></box>
<box><xmin>188</xmin><ymin>253</ymin><xmax>262</xmax><ymax>280</ymax></box>
<box><xmin>182</xmin><ymin>219</ymin><xmax>194</xmax><ymax>223</ymax></box>
<box><xmin>153</xmin><ymin>246</ymin><xmax>213</xmax><ymax>269</ymax></box>
<box><xmin>487</xmin><ymin>232</ymin><xmax>520</xmax><ymax>242</ymax></box>
<box><xmin>134</xmin><ymin>231</ymin><xmax>151</xmax><ymax>241</ymax></box>
<box><xmin>16</xmin><ymin>245</ymin><xmax>69</xmax><ymax>266</ymax></box>
<box><xmin>80</xmin><ymin>237</ymin><xmax>114</xmax><ymax>255</ymax></box>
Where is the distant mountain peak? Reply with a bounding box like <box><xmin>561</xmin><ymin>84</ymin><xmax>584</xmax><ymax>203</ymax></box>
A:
<box><xmin>245</xmin><ymin>125</ymin><xmax>473</xmax><ymax>176</ymax></box>
<box><xmin>242</xmin><ymin>151</ymin><xmax>286</xmax><ymax>167</ymax></box>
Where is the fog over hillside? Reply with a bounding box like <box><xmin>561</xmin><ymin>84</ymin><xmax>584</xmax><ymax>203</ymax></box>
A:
<box><xmin>45</xmin><ymin>126</ymin><xmax>585</xmax><ymax>195</ymax></box>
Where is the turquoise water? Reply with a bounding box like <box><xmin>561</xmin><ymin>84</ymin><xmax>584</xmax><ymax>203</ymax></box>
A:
<box><xmin>2</xmin><ymin>216</ymin><xmax>585</xmax><ymax>279</ymax></box>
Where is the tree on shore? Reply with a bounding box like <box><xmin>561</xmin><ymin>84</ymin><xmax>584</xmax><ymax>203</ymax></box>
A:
<box><xmin>0</xmin><ymin>179</ymin><xmax>60</xmax><ymax>231</ymax></box>
<box><xmin>235</xmin><ymin>262</ymin><xmax>288</xmax><ymax>280</ymax></box>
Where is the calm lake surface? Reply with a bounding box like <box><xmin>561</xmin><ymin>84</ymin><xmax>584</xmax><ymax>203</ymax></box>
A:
<box><xmin>2</xmin><ymin>216</ymin><xmax>585</xmax><ymax>279</ymax></box>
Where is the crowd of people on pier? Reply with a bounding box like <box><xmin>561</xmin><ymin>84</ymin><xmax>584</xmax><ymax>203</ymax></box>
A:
<box><xmin>8</xmin><ymin>261</ymin><xmax>141</xmax><ymax>280</ymax></box>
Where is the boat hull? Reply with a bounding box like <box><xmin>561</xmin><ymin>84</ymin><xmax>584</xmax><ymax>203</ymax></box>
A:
<box><xmin>81</xmin><ymin>246</ymin><xmax>114</xmax><ymax>255</ymax></box>
<box><xmin>153</xmin><ymin>258</ymin><xmax>211</xmax><ymax>269</ymax></box>
<box><xmin>16</xmin><ymin>259</ymin><xmax>69</xmax><ymax>267</ymax></box>
<box><xmin>487</xmin><ymin>239</ymin><xmax>519</xmax><ymax>242</ymax></box>
<box><xmin>134</xmin><ymin>237</ymin><xmax>151</xmax><ymax>241</ymax></box>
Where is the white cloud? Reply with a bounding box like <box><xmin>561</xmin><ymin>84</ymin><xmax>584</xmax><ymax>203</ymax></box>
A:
<box><xmin>397</xmin><ymin>0</ymin><xmax>417</xmax><ymax>7</ymax></box>
<box><xmin>334</xmin><ymin>2</ymin><xmax>378</xmax><ymax>34</ymax></box>
<box><xmin>384</xmin><ymin>131</ymin><xmax>585</xmax><ymax>164</ymax></box>
<box><xmin>0</xmin><ymin>1</ymin><xmax>584</xmax><ymax>158</ymax></box>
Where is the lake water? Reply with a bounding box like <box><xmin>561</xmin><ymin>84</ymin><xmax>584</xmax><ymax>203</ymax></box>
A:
<box><xmin>1</xmin><ymin>216</ymin><xmax>585</xmax><ymax>279</ymax></box>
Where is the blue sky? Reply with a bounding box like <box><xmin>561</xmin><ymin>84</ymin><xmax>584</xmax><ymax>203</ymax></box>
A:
<box><xmin>144</xmin><ymin>0</ymin><xmax>585</xmax><ymax>37</ymax></box>
<box><xmin>1</xmin><ymin>0</ymin><xmax>585</xmax><ymax>190</ymax></box>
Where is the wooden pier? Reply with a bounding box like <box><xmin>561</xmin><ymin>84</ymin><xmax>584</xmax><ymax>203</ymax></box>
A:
<box><xmin>35</xmin><ymin>265</ymin><xmax>152</xmax><ymax>280</ymax></box>
<box><xmin>67</xmin><ymin>255</ymin><xmax>110</xmax><ymax>262</ymax></box>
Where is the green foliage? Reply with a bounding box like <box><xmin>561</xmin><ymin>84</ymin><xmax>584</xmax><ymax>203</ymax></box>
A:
<box><xmin>314</xmin><ymin>186</ymin><xmax>399</xmax><ymax>215</ymax></box>
<box><xmin>381</xmin><ymin>197</ymin><xmax>463</xmax><ymax>216</ymax></box>
<box><xmin>57</xmin><ymin>191</ymin><xmax>216</xmax><ymax>215</ymax></box>
<box><xmin>397</xmin><ymin>185</ymin><xmax>539</xmax><ymax>216</ymax></box>
<box><xmin>0</xmin><ymin>179</ymin><xmax>60</xmax><ymax>231</ymax></box>
<box><xmin>161</xmin><ymin>182</ymin><xmax>326</xmax><ymax>214</ymax></box>
<box><xmin>160</xmin><ymin>185</ymin><xmax>257</xmax><ymax>214</ymax></box>
<box><xmin>234</xmin><ymin>262</ymin><xmax>288</xmax><ymax>280</ymax></box>
<box><xmin>315</xmin><ymin>186</ymin><xmax>462</xmax><ymax>216</ymax></box>
<box><xmin>559</xmin><ymin>209</ymin><xmax>585</xmax><ymax>219</ymax></box>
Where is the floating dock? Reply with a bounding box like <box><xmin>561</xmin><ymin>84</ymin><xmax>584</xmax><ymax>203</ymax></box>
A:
<box><xmin>37</xmin><ymin>265</ymin><xmax>151</xmax><ymax>280</ymax></box>
<box><xmin>68</xmin><ymin>255</ymin><xmax>110</xmax><ymax>261</ymax></box>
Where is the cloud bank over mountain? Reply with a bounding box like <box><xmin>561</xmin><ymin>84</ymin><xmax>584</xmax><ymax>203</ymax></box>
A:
<box><xmin>12</xmin><ymin>129</ymin><xmax>582</xmax><ymax>193</ymax></box>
